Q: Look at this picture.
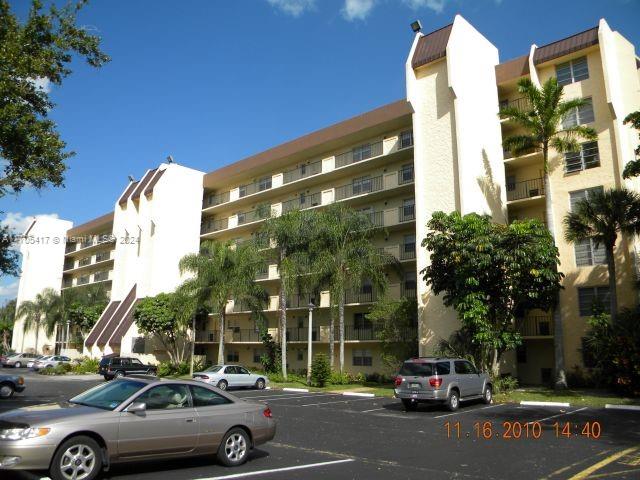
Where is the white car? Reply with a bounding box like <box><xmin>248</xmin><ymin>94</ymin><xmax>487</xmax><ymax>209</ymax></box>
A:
<box><xmin>27</xmin><ymin>355</ymin><xmax>52</xmax><ymax>368</ymax></box>
<box><xmin>193</xmin><ymin>364</ymin><xmax>269</xmax><ymax>391</ymax></box>
<box><xmin>33</xmin><ymin>355</ymin><xmax>71</xmax><ymax>370</ymax></box>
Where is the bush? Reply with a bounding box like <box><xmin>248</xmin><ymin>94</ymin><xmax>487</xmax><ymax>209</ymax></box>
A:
<box><xmin>268</xmin><ymin>371</ymin><xmax>306</xmax><ymax>384</ymax></box>
<box><xmin>157</xmin><ymin>361</ymin><xmax>174</xmax><ymax>377</ymax></box>
<box><xmin>354</xmin><ymin>372</ymin><xmax>366</xmax><ymax>383</ymax></box>
<box><xmin>310</xmin><ymin>354</ymin><xmax>331</xmax><ymax>387</ymax></box>
<box><xmin>329</xmin><ymin>371</ymin><xmax>353</xmax><ymax>385</ymax></box>
<box><xmin>38</xmin><ymin>363</ymin><xmax>71</xmax><ymax>376</ymax></box>
<box><xmin>567</xmin><ymin>365</ymin><xmax>595</xmax><ymax>388</ymax></box>
<box><xmin>70</xmin><ymin>358</ymin><xmax>99</xmax><ymax>375</ymax></box>
<box><xmin>492</xmin><ymin>375</ymin><xmax>518</xmax><ymax>394</ymax></box>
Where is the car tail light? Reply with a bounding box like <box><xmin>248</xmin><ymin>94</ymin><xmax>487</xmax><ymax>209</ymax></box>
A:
<box><xmin>394</xmin><ymin>376</ymin><xmax>403</xmax><ymax>387</ymax></box>
<box><xmin>17</xmin><ymin>377</ymin><xmax>24</xmax><ymax>385</ymax></box>
<box><xmin>429</xmin><ymin>377</ymin><xmax>442</xmax><ymax>388</ymax></box>
<box><xmin>263</xmin><ymin>407</ymin><xmax>272</xmax><ymax>418</ymax></box>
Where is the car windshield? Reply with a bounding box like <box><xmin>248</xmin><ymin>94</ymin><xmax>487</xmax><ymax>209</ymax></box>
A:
<box><xmin>204</xmin><ymin>365</ymin><xmax>223</xmax><ymax>373</ymax></box>
<box><xmin>69</xmin><ymin>380</ymin><xmax>146</xmax><ymax>410</ymax></box>
<box><xmin>400</xmin><ymin>362</ymin><xmax>435</xmax><ymax>377</ymax></box>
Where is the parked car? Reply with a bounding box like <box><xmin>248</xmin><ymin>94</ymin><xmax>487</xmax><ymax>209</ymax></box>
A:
<box><xmin>0</xmin><ymin>374</ymin><xmax>25</xmax><ymax>398</ymax></box>
<box><xmin>193</xmin><ymin>364</ymin><xmax>268</xmax><ymax>391</ymax></box>
<box><xmin>32</xmin><ymin>356</ymin><xmax>71</xmax><ymax>371</ymax></box>
<box><xmin>27</xmin><ymin>355</ymin><xmax>51</xmax><ymax>369</ymax></box>
<box><xmin>0</xmin><ymin>377</ymin><xmax>275</xmax><ymax>478</ymax></box>
<box><xmin>98</xmin><ymin>356</ymin><xmax>157</xmax><ymax>380</ymax></box>
<box><xmin>394</xmin><ymin>357</ymin><xmax>492</xmax><ymax>411</ymax></box>
<box><xmin>2</xmin><ymin>353</ymin><xmax>38</xmax><ymax>369</ymax></box>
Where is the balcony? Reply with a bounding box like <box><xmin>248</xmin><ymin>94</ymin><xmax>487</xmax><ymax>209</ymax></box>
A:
<box><xmin>335</xmin><ymin>175</ymin><xmax>383</xmax><ymax>201</ymax></box>
<box><xmin>518</xmin><ymin>315</ymin><xmax>553</xmax><ymax>337</ymax></box>
<box><xmin>196</xmin><ymin>330</ymin><xmax>221</xmax><ymax>343</ymax></box>
<box><xmin>399</xmin><ymin>244</ymin><xmax>416</xmax><ymax>261</ymax></box>
<box><xmin>237</xmin><ymin>208</ymin><xmax>269</xmax><ymax>226</ymax></box>
<box><xmin>230</xmin><ymin>329</ymin><xmax>261</xmax><ymax>342</ymax></box>
<box><xmin>506</xmin><ymin>178</ymin><xmax>544</xmax><ymax>202</ymax></box>
<box><xmin>281</xmin><ymin>192</ymin><xmax>321</xmax><ymax>213</ymax></box>
<box><xmin>398</xmin><ymin>165</ymin><xmax>414</xmax><ymax>185</ymax></box>
<box><xmin>286</xmin><ymin>293</ymin><xmax>315</xmax><ymax>309</ymax></box>
<box><xmin>341</xmin><ymin>324</ymin><xmax>416</xmax><ymax>341</ymax></box>
<box><xmin>399</xmin><ymin>204</ymin><xmax>416</xmax><ymax>223</ymax></box>
<box><xmin>203</xmin><ymin>191</ymin><xmax>231</xmax><ymax>209</ymax></box>
<box><xmin>283</xmin><ymin>160</ymin><xmax>322</xmax><ymax>184</ymax></box>
<box><xmin>344</xmin><ymin>288</ymin><xmax>377</xmax><ymax>305</ymax></box>
<box><xmin>335</xmin><ymin>141</ymin><xmax>383</xmax><ymax>169</ymax></box>
<box><xmin>286</xmin><ymin>327</ymin><xmax>319</xmax><ymax>342</ymax></box>
<box><xmin>65</xmin><ymin>234</ymin><xmax>115</xmax><ymax>256</ymax></box>
<box><xmin>499</xmin><ymin>96</ymin><xmax>531</xmax><ymax>116</ymax></box>
<box><xmin>201</xmin><ymin>217</ymin><xmax>229</xmax><ymax>235</ymax></box>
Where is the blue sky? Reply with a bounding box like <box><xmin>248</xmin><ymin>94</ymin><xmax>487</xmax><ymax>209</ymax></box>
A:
<box><xmin>1</xmin><ymin>0</ymin><xmax>639</xmax><ymax>301</ymax></box>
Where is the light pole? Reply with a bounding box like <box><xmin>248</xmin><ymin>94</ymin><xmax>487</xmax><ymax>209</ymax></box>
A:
<box><xmin>306</xmin><ymin>301</ymin><xmax>315</xmax><ymax>385</ymax></box>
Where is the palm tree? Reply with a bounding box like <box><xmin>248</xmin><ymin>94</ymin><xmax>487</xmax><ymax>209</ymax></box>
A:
<box><xmin>179</xmin><ymin>240</ymin><xmax>264</xmax><ymax>365</ymax></box>
<box><xmin>0</xmin><ymin>299</ymin><xmax>16</xmax><ymax>353</ymax></box>
<box><xmin>564</xmin><ymin>188</ymin><xmax>640</xmax><ymax>321</ymax></box>
<box><xmin>260</xmin><ymin>209</ymin><xmax>318</xmax><ymax>380</ymax></box>
<box><xmin>500</xmin><ymin>76</ymin><xmax>597</xmax><ymax>388</ymax></box>
<box><xmin>311</xmin><ymin>203</ymin><xmax>396</xmax><ymax>372</ymax></box>
<box><xmin>16</xmin><ymin>288</ymin><xmax>62</xmax><ymax>353</ymax></box>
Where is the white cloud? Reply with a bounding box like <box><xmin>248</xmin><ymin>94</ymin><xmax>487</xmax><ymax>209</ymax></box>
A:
<box><xmin>31</xmin><ymin>77</ymin><xmax>51</xmax><ymax>93</ymax></box>
<box><xmin>0</xmin><ymin>280</ymin><xmax>19</xmax><ymax>301</ymax></box>
<box><xmin>342</xmin><ymin>0</ymin><xmax>376</xmax><ymax>21</ymax></box>
<box><xmin>403</xmin><ymin>0</ymin><xmax>447</xmax><ymax>13</ymax></box>
<box><xmin>266</xmin><ymin>0</ymin><xmax>316</xmax><ymax>17</ymax></box>
<box><xmin>1</xmin><ymin>212</ymin><xmax>60</xmax><ymax>235</ymax></box>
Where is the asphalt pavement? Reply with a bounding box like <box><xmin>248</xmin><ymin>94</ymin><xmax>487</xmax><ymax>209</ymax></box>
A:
<box><xmin>1</xmin><ymin>370</ymin><xmax>639</xmax><ymax>480</ymax></box>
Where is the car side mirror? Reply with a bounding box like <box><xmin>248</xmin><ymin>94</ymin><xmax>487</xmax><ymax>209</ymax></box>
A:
<box><xmin>126</xmin><ymin>402</ymin><xmax>147</xmax><ymax>415</ymax></box>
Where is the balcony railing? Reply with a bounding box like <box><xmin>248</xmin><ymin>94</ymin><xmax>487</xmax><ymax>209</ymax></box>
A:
<box><xmin>201</xmin><ymin>217</ymin><xmax>229</xmax><ymax>234</ymax></box>
<box><xmin>195</xmin><ymin>330</ymin><xmax>221</xmax><ymax>343</ymax></box>
<box><xmin>399</xmin><ymin>204</ymin><xmax>416</xmax><ymax>222</ymax></box>
<box><xmin>286</xmin><ymin>327</ymin><xmax>319</xmax><ymax>342</ymax></box>
<box><xmin>400</xmin><ymin>245</ymin><xmax>416</xmax><ymax>261</ymax></box>
<box><xmin>335</xmin><ymin>141</ymin><xmax>383</xmax><ymax>169</ymax></box>
<box><xmin>232</xmin><ymin>300</ymin><xmax>252</xmax><ymax>313</ymax></box>
<box><xmin>518</xmin><ymin>315</ymin><xmax>553</xmax><ymax>337</ymax></box>
<box><xmin>286</xmin><ymin>293</ymin><xmax>315</xmax><ymax>309</ymax></box>
<box><xmin>238</xmin><ymin>178</ymin><xmax>272</xmax><ymax>198</ymax></box>
<box><xmin>401</xmin><ymin>285</ymin><xmax>417</xmax><ymax>300</ymax></box>
<box><xmin>93</xmin><ymin>271</ymin><xmax>109</xmax><ymax>282</ymax></box>
<box><xmin>499</xmin><ymin>96</ymin><xmax>531</xmax><ymax>115</ymax></box>
<box><xmin>255</xmin><ymin>266</ymin><xmax>269</xmax><ymax>280</ymax></box>
<box><xmin>344</xmin><ymin>288</ymin><xmax>377</xmax><ymax>304</ymax></box>
<box><xmin>63</xmin><ymin>260</ymin><xmax>75</xmax><ymax>270</ymax></box>
<box><xmin>398</xmin><ymin>166</ymin><xmax>414</xmax><ymax>185</ymax></box>
<box><xmin>340</xmin><ymin>325</ymin><xmax>417</xmax><ymax>341</ymax></box>
<box><xmin>203</xmin><ymin>191</ymin><xmax>231</xmax><ymax>209</ymax></box>
<box><xmin>335</xmin><ymin>175</ymin><xmax>383</xmax><ymax>201</ymax></box>
<box><xmin>281</xmin><ymin>192</ymin><xmax>321</xmax><ymax>213</ymax></box>
<box><xmin>65</xmin><ymin>243</ymin><xmax>77</xmax><ymax>254</ymax></box>
<box><xmin>283</xmin><ymin>160</ymin><xmax>322</xmax><ymax>184</ymax></box>
<box><xmin>237</xmin><ymin>209</ymin><xmax>269</xmax><ymax>226</ymax></box>
<box><xmin>506</xmin><ymin>178</ymin><xmax>544</xmax><ymax>202</ymax></box>
<box><xmin>230</xmin><ymin>329</ymin><xmax>261</xmax><ymax>342</ymax></box>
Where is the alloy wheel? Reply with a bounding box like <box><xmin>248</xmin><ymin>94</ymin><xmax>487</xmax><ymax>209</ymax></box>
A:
<box><xmin>59</xmin><ymin>443</ymin><xmax>97</xmax><ymax>480</ymax></box>
<box><xmin>224</xmin><ymin>433</ymin><xmax>247</xmax><ymax>463</ymax></box>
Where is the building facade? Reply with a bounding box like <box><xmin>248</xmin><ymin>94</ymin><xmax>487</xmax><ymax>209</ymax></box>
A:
<box><xmin>12</xmin><ymin>16</ymin><xmax>639</xmax><ymax>384</ymax></box>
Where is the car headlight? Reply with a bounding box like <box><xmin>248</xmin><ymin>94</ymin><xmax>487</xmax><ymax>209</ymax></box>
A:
<box><xmin>0</xmin><ymin>428</ymin><xmax>50</xmax><ymax>441</ymax></box>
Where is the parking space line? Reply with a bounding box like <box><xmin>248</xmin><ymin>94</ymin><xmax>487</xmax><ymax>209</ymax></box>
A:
<box><xmin>526</xmin><ymin>406</ymin><xmax>588</xmax><ymax>424</ymax></box>
<box><xmin>433</xmin><ymin>404</ymin><xmax>503</xmax><ymax>419</ymax></box>
<box><xmin>196</xmin><ymin>459</ymin><xmax>355</xmax><ymax>479</ymax></box>
<box><xmin>260</xmin><ymin>393</ymin><xmax>343</xmax><ymax>402</ymax></box>
<box><xmin>566</xmin><ymin>446</ymin><xmax>639</xmax><ymax>480</ymax></box>
<box><xmin>361</xmin><ymin>407</ymin><xmax>386</xmax><ymax>413</ymax></box>
<box><xmin>238</xmin><ymin>392</ymin><xmax>334</xmax><ymax>400</ymax></box>
<box><xmin>300</xmin><ymin>397</ymin><xmax>379</xmax><ymax>407</ymax></box>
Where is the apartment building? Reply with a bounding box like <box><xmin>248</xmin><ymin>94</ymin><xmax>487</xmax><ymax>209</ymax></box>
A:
<box><xmin>12</xmin><ymin>15</ymin><xmax>639</xmax><ymax>384</ymax></box>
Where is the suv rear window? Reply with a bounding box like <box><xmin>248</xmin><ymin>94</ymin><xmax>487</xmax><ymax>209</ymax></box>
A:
<box><xmin>400</xmin><ymin>361</ymin><xmax>450</xmax><ymax>376</ymax></box>
<box><xmin>100</xmin><ymin>358</ymin><xmax>111</xmax><ymax>366</ymax></box>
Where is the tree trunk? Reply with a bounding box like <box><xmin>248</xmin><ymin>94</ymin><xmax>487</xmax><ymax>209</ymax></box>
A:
<box><xmin>491</xmin><ymin>348</ymin><xmax>500</xmax><ymax>378</ymax></box>
<box><xmin>605</xmin><ymin>244</ymin><xmax>618</xmax><ymax>322</ymax></box>
<box><xmin>279</xmin><ymin>276</ymin><xmax>287</xmax><ymax>380</ymax></box>
<box><xmin>339</xmin><ymin>296</ymin><xmax>345</xmax><ymax>373</ymax></box>
<box><xmin>544</xmin><ymin>170</ymin><xmax>567</xmax><ymax>390</ymax></box>
<box><xmin>328</xmin><ymin>310</ymin><xmax>335</xmax><ymax>368</ymax></box>
<box><xmin>34</xmin><ymin>319</ymin><xmax>40</xmax><ymax>354</ymax></box>
<box><xmin>217</xmin><ymin>310</ymin><xmax>225</xmax><ymax>365</ymax></box>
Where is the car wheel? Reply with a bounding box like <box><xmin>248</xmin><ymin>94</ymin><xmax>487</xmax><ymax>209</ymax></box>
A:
<box><xmin>483</xmin><ymin>385</ymin><xmax>493</xmax><ymax>404</ymax></box>
<box><xmin>402</xmin><ymin>399</ymin><xmax>417</xmax><ymax>411</ymax></box>
<box><xmin>217</xmin><ymin>380</ymin><xmax>228</xmax><ymax>391</ymax></box>
<box><xmin>446</xmin><ymin>390</ymin><xmax>460</xmax><ymax>412</ymax></box>
<box><xmin>217</xmin><ymin>428</ymin><xmax>250</xmax><ymax>467</ymax></box>
<box><xmin>255</xmin><ymin>378</ymin><xmax>266</xmax><ymax>390</ymax></box>
<box><xmin>14</xmin><ymin>361</ymin><xmax>21</xmax><ymax>368</ymax></box>
<box><xmin>50</xmin><ymin>435</ymin><xmax>102</xmax><ymax>480</ymax></box>
<box><xmin>0</xmin><ymin>383</ymin><xmax>15</xmax><ymax>399</ymax></box>
<box><xmin>146</xmin><ymin>369</ymin><xmax>156</xmax><ymax>376</ymax></box>
<box><xmin>114</xmin><ymin>370</ymin><xmax>125</xmax><ymax>378</ymax></box>
<box><xmin>103</xmin><ymin>376</ymin><xmax>110</xmax><ymax>381</ymax></box>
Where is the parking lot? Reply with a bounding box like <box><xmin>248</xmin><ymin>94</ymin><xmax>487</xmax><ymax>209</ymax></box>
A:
<box><xmin>2</xmin><ymin>372</ymin><xmax>639</xmax><ymax>479</ymax></box>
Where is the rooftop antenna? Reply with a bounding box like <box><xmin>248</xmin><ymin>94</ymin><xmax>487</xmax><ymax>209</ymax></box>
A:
<box><xmin>166</xmin><ymin>155</ymin><xmax>174</xmax><ymax>164</ymax></box>
<box><xmin>127</xmin><ymin>175</ymin><xmax>135</xmax><ymax>182</ymax></box>
<box><xmin>410</xmin><ymin>20</ymin><xmax>422</xmax><ymax>33</ymax></box>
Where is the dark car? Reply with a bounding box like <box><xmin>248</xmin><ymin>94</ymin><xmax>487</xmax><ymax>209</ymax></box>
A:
<box><xmin>99</xmin><ymin>356</ymin><xmax>157</xmax><ymax>380</ymax></box>
<box><xmin>0</xmin><ymin>374</ymin><xmax>25</xmax><ymax>398</ymax></box>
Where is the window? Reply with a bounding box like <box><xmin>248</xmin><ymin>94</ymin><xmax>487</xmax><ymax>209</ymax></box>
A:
<box><xmin>578</xmin><ymin>286</ymin><xmax>611</xmax><ymax>316</ymax></box>
<box><xmin>353</xmin><ymin>313</ymin><xmax>372</xmax><ymax>330</ymax></box>
<box><xmin>78</xmin><ymin>275</ymin><xmax>90</xmax><ymax>285</ymax></box>
<box><xmin>574</xmin><ymin>238</ymin><xmax>606</xmax><ymax>267</ymax></box>
<box><xmin>237</xmin><ymin>366</ymin><xmax>249</xmax><ymax>375</ymax></box>
<box><xmin>190</xmin><ymin>385</ymin><xmax>232</xmax><ymax>407</ymax></box>
<box><xmin>132</xmin><ymin>337</ymin><xmax>146</xmax><ymax>354</ymax></box>
<box><xmin>399</xmin><ymin>130</ymin><xmax>414</xmax><ymax>149</ymax></box>
<box><xmin>399</xmin><ymin>163</ymin><xmax>414</xmax><ymax>184</ymax></box>
<box><xmin>402</xmin><ymin>198</ymin><xmax>415</xmax><ymax>221</ymax></box>
<box><xmin>353</xmin><ymin>349</ymin><xmax>372</xmax><ymax>367</ymax></box>
<box><xmin>404</xmin><ymin>272</ymin><xmax>417</xmax><ymax>292</ymax></box>
<box><xmin>556</xmin><ymin>56</ymin><xmax>589</xmax><ymax>85</ymax></box>
<box><xmin>399</xmin><ymin>361</ymin><xmax>450</xmax><ymax>376</ymax></box>
<box><xmin>253</xmin><ymin>349</ymin><xmax>263</xmax><ymax>364</ymax></box>
<box><xmin>506</xmin><ymin>175</ymin><xmax>516</xmax><ymax>192</ymax></box>
<box><xmin>79</xmin><ymin>256</ymin><xmax>91</xmax><ymax>267</ymax></box>
<box><xmin>564</xmin><ymin>141</ymin><xmax>600</xmax><ymax>173</ymax></box>
<box><xmin>352</xmin><ymin>175</ymin><xmax>372</xmax><ymax>195</ymax></box>
<box><xmin>131</xmin><ymin>358</ymin><xmax>143</xmax><ymax>366</ymax></box>
<box><xmin>226</xmin><ymin>351</ymin><xmax>239</xmax><ymax>363</ymax></box>
<box><xmin>570</xmin><ymin>186</ymin><xmax>604</xmax><ymax>212</ymax></box>
<box><xmin>454</xmin><ymin>360</ymin><xmax>477</xmax><ymax>374</ymax></box>
<box><xmin>258</xmin><ymin>176</ymin><xmax>272</xmax><ymax>192</ymax></box>
<box><xmin>562</xmin><ymin>98</ymin><xmax>594</xmax><ymax>129</ymax></box>
<box><xmin>94</xmin><ymin>271</ymin><xmax>108</xmax><ymax>282</ymax></box>
<box><xmin>353</xmin><ymin>143</ymin><xmax>372</xmax><ymax>162</ymax></box>
<box><xmin>403</xmin><ymin>234</ymin><xmax>416</xmax><ymax>258</ymax></box>
<box><xmin>516</xmin><ymin>345</ymin><xmax>527</xmax><ymax>364</ymax></box>
<box><xmin>95</xmin><ymin>251</ymin><xmax>110</xmax><ymax>262</ymax></box>
<box><xmin>135</xmin><ymin>384</ymin><xmax>190</xmax><ymax>410</ymax></box>
<box><xmin>238</xmin><ymin>185</ymin><xmax>247</xmax><ymax>197</ymax></box>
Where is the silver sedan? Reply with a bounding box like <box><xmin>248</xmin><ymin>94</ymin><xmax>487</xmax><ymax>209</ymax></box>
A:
<box><xmin>0</xmin><ymin>377</ymin><xmax>276</xmax><ymax>480</ymax></box>
<box><xmin>193</xmin><ymin>364</ymin><xmax>269</xmax><ymax>391</ymax></box>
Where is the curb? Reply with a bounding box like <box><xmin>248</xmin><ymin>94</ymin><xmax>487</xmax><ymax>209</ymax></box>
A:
<box><xmin>282</xmin><ymin>387</ymin><xmax>309</xmax><ymax>393</ymax></box>
<box><xmin>605</xmin><ymin>404</ymin><xmax>640</xmax><ymax>411</ymax></box>
<box><xmin>520</xmin><ymin>401</ymin><xmax>571</xmax><ymax>407</ymax></box>
<box><xmin>341</xmin><ymin>392</ymin><xmax>375</xmax><ymax>398</ymax></box>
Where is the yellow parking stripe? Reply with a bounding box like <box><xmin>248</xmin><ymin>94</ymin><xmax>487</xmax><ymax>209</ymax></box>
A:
<box><xmin>567</xmin><ymin>446</ymin><xmax>639</xmax><ymax>480</ymax></box>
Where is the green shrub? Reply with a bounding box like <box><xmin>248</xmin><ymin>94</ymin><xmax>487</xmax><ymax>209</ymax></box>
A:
<box><xmin>329</xmin><ymin>371</ymin><xmax>353</xmax><ymax>385</ymax></box>
<box><xmin>157</xmin><ymin>361</ymin><xmax>174</xmax><ymax>377</ymax></box>
<box><xmin>493</xmin><ymin>375</ymin><xmax>518</xmax><ymax>394</ymax></box>
<box><xmin>566</xmin><ymin>365</ymin><xmax>595</xmax><ymax>388</ymax></box>
<box><xmin>354</xmin><ymin>372</ymin><xmax>366</xmax><ymax>383</ymax></box>
<box><xmin>310</xmin><ymin>354</ymin><xmax>331</xmax><ymax>387</ymax></box>
<box><xmin>70</xmin><ymin>358</ymin><xmax>99</xmax><ymax>374</ymax></box>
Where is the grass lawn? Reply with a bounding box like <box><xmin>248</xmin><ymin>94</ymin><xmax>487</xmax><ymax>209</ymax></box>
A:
<box><xmin>494</xmin><ymin>387</ymin><xmax>640</xmax><ymax>408</ymax></box>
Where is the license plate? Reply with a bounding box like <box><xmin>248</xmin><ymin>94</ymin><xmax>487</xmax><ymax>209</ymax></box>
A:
<box><xmin>410</xmin><ymin>383</ymin><xmax>420</xmax><ymax>389</ymax></box>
